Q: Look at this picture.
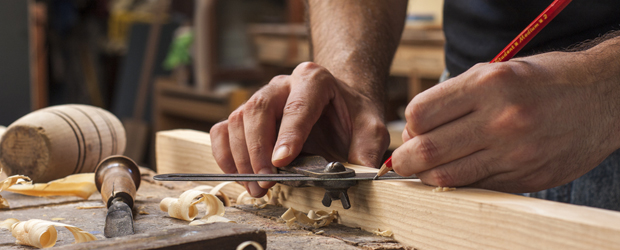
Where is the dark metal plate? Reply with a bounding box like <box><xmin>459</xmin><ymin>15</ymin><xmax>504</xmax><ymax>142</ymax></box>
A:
<box><xmin>153</xmin><ymin>172</ymin><xmax>416</xmax><ymax>182</ymax></box>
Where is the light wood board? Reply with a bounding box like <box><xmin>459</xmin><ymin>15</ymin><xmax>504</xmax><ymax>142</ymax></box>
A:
<box><xmin>156</xmin><ymin>129</ymin><xmax>620</xmax><ymax>250</ymax></box>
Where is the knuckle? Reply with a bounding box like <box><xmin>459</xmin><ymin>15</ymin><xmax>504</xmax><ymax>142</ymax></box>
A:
<box><xmin>414</xmin><ymin>136</ymin><xmax>440</xmax><ymax>164</ymax></box>
<box><xmin>244</xmin><ymin>94</ymin><xmax>271</xmax><ymax>113</ymax></box>
<box><xmin>405</xmin><ymin>101</ymin><xmax>427</xmax><ymax>135</ymax></box>
<box><xmin>490</xmin><ymin>105</ymin><xmax>537</xmax><ymax>135</ymax></box>
<box><xmin>292</xmin><ymin>62</ymin><xmax>333</xmax><ymax>86</ymax></box>
<box><xmin>270</xmin><ymin>74</ymin><xmax>289</xmax><ymax>83</ymax></box>
<box><xmin>210</xmin><ymin>121</ymin><xmax>227</xmax><ymax>135</ymax></box>
<box><xmin>246</xmin><ymin>142</ymin><xmax>265</xmax><ymax>158</ymax></box>
<box><xmin>295</xmin><ymin>61</ymin><xmax>320</xmax><ymax>72</ymax></box>
<box><xmin>427</xmin><ymin>168</ymin><xmax>456</xmax><ymax>187</ymax></box>
<box><xmin>228</xmin><ymin>109</ymin><xmax>244</xmax><ymax>123</ymax></box>
<box><xmin>283</xmin><ymin>99</ymin><xmax>310</xmax><ymax>116</ymax></box>
<box><xmin>476</xmin><ymin>63</ymin><xmax>516</xmax><ymax>88</ymax></box>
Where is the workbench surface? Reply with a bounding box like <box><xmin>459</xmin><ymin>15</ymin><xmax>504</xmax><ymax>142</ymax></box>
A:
<box><xmin>0</xmin><ymin>169</ymin><xmax>407</xmax><ymax>249</ymax></box>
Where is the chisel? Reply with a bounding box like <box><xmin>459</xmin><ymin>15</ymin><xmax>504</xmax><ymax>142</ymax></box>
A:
<box><xmin>94</xmin><ymin>155</ymin><xmax>141</xmax><ymax>238</ymax></box>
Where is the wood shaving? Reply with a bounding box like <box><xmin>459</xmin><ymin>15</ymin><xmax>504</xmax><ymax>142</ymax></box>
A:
<box><xmin>372</xmin><ymin>228</ymin><xmax>393</xmax><ymax>237</ymax></box>
<box><xmin>281</xmin><ymin>207</ymin><xmax>338</xmax><ymax>229</ymax></box>
<box><xmin>432</xmin><ymin>187</ymin><xmax>456</xmax><ymax>192</ymax></box>
<box><xmin>0</xmin><ymin>218</ymin><xmax>96</xmax><ymax>248</ymax></box>
<box><xmin>236</xmin><ymin>189</ymin><xmax>272</xmax><ymax>208</ymax></box>
<box><xmin>6</xmin><ymin>173</ymin><xmax>97</xmax><ymax>199</ymax></box>
<box><xmin>314</xmin><ymin>230</ymin><xmax>325</xmax><ymax>235</ymax></box>
<box><xmin>75</xmin><ymin>205</ymin><xmax>105</xmax><ymax>210</ymax></box>
<box><xmin>50</xmin><ymin>218</ymin><xmax>64</xmax><ymax>221</ymax></box>
<box><xmin>189</xmin><ymin>215</ymin><xmax>236</xmax><ymax>226</ymax></box>
<box><xmin>137</xmin><ymin>205</ymin><xmax>150</xmax><ymax>215</ymax></box>
<box><xmin>159</xmin><ymin>189</ymin><xmax>225</xmax><ymax>222</ymax></box>
<box><xmin>192</xmin><ymin>181</ymin><xmax>234</xmax><ymax>206</ymax></box>
<box><xmin>236</xmin><ymin>241</ymin><xmax>264</xmax><ymax>250</ymax></box>
<box><xmin>0</xmin><ymin>174</ymin><xmax>32</xmax><ymax>208</ymax></box>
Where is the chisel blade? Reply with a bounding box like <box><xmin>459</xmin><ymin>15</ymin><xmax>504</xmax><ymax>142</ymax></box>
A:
<box><xmin>104</xmin><ymin>198</ymin><xmax>135</xmax><ymax>238</ymax></box>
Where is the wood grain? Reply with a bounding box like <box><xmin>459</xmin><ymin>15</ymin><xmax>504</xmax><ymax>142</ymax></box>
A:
<box><xmin>156</xmin><ymin>129</ymin><xmax>620</xmax><ymax>250</ymax></box>
<box><xmin>0</xmin><ymin>105</ymin><xmax>125</xmax><ymax>182</ymax></box>
<box><xmin>54</xmin><ymin>222</ymin><xmax>266</xmax><ymax>250</ymax></box>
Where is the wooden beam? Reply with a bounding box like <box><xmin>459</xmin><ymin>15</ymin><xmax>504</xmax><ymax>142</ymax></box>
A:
<box><xmin>156</xmin><ymin>129</ymin><xmax>620</xmax><ymax>249</ymax></box>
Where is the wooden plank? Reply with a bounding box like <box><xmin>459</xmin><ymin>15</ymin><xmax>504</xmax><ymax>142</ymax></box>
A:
<box><xmin>55</xmin><ymin>223</ymin><xmax>266</xmax><ymax>250</ymax></box>
<box><xmin>156</xmin><ymin>129</ymin><xmax>620</xmax><ymax>249</ymax></box>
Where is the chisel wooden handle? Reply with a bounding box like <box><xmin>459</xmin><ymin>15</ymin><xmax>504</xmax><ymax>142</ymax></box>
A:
<box><xmin>95</xmin><ymin>155</ymin><xmax>141</xmax><ymax>208</ymax></box>
<box><xmin>0</xmin><ymin>104</ymin><xmax>126</xmax><ymax>182</ymax></box>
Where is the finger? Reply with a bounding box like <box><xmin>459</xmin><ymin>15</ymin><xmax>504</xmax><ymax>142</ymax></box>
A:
<box><xmin>404</xmin><ymin>73</ymin><xmax>479</xmax><ymax>137</ymax></box>
<box><xmin>210</xmin><ymin>121</ymin><xmax>236</xmax><ymax>174</ymax></box>
<box><xmin>228</xmin><ymin>109</ymin><xmax>268</xmax><ymax>198</ymax></box>
<box><xmin>415</xmin><ymin>149</ymin><xmax>499</xmax><ymax>187</ymax></box>
<box><xmin>391</xmin><ymin>112</ymin><xmax>488</xmax><ymax>176</ymax></box>
<box><xmin>243</xmin><ymin>75</ymin><xmax>290</xmax><ymax>188</ymax></box>
<box><xmin>272</xmin><ymin>62</ymin><xmax>338</xmax><ymax>167</ymax></box>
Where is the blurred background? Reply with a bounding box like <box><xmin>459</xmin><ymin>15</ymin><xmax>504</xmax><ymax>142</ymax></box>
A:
<box><xmin>0</xmin><ymin>0</ymin><xmax>444</xmax><ymax>169</ymax></box>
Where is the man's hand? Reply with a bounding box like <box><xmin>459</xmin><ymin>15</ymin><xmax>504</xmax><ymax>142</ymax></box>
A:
<box><xmin>393</xmin><ymin>47</ymin><xmax>620</xmax><ymax>193</ymax></box>
<box><xmin>210</xmin><ymin>62</ymin><xmax>389</xmax><ymax>197</ymax></box>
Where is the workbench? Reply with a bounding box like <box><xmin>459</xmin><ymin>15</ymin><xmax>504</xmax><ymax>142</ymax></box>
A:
<box><xmin>0</xmin><ymin>168</ymin><xmax>407</xmax><ymax>249</ymax></box>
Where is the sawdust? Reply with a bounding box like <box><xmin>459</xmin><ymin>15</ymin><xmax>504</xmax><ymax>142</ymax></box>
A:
<box><xmin>281</xmin><ymin>207</ymin><xmax>338</xmax><ymax>229</ymax></box>
<box><xmin>372</xmin><ymin>228</ymin><xmax>393</xmax><ymax>237</ymax></box>
<box><xmin>432</xmin><ymin>187</ymin><xmax>456</xmax><ymax>192</ymax></box>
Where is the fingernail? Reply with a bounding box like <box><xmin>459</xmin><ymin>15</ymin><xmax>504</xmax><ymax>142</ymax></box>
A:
<box><xmin>272</xmin><ymin>146</ymin><xmax>290</xmax><ymax>162</ymax></box>
<box><xmin>258</xmin><ymin>167</ymin><xmax>276</xmax><ymax>189</ymax></box>
<box><xmin>248</xmin><ymin>182</ymin><xmax>265</xmax><ymax>198</ymax></box>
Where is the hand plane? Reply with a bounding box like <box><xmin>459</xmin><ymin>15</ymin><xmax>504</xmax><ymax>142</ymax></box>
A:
<box><xmin>153</xmin><ymin>155</ymin><xmax>416</xmax><ymax>209</ymax></box>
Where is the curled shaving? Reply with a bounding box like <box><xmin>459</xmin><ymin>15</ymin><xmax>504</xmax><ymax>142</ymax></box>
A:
<box><xmin>160</xmin><ymin>189</ymin><xmax>225</xmax><ymax>221</ymax></box>
<box><xmin>236</xmin><ymin>241</ymin><xmax>264</xmax><ymax>250</ymax></box>
<box><xmin>236</xmin><ymin>189</ymin><xmax>272</xmax><ymax>208</ymax></box>
<box><xmin>191</xmin><ymin>181</ymin><xmax>235</xmax><ymax>206</ymax></box>
<box><xmin>0</xmin><ymin>218</ymin><xmax>96</xmax><ymax>248</ymax></box>
<box><xmin>6</xmin><ymin>173</ymin><xmax>97</xmax><ymax>199</ymax></box>
<box><xmin>0</xmin><ymin>175</ymin><xmax>31</xmax><ymax>208</ymax></box>
<box><xmin>280</xmin><ymin>207</ymin><xmax>338</xmax><ymax>229</ymax></box>
<box><xmin>189</xmin><ymin>215</ymin><xmax>236</xmax><ymax>226</ymax></box>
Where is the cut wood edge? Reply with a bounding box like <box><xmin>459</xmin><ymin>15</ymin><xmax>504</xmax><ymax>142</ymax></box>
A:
<box><xmin>0</xmin><ymin>126</ymin><xmax>6</xmax><ymax>138</ymax></box>
<box><xmin>156</xmin><ymin>129</ymin><xmax>620</xmax><ymax>250</ymax></box>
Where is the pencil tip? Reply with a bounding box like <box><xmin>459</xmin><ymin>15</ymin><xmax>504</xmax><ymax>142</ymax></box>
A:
<box><xmin>373</xmin><ymin>174</ymin><xmax>379</xmax><ymax>180</ymax></box>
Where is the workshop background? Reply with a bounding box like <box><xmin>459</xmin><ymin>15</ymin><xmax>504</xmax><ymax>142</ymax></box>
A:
<box><xmin>0</xmin><ymin>0</ymin><xmax>444</xmax><ymax>169</ymax></box>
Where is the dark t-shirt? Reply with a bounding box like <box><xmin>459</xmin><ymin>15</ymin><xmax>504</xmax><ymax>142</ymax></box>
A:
<box><xmin>444</xmin><ymin>0</ymin><xmax>620</xmax><ymax>76</ymax></box>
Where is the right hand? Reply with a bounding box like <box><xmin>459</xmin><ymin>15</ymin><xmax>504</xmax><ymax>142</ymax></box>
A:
<box><xmin>210</xmin><ymin>62</ymin><xmax>390</xmax><ymax>197</ymax></box>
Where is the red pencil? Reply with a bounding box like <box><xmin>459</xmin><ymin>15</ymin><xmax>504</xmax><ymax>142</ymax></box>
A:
<box><xmin>373</xmin><ymin>0</ymin><xmax>572</xmax><ymax>179</ymax></box>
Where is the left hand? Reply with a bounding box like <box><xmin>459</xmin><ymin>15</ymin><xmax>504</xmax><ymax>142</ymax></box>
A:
<box><xmin>391</xmin><ymin>51</ymin><xmax>620</xmax><ymax>193</ymax></box>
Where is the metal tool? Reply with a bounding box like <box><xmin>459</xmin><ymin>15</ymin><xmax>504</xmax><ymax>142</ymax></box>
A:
<box><xmin>154</xmin><ymin>155</ymin><xmax>416</xmax><ymax>209</ymax></box>
<box><xmin>95</xmin><ymin>155</ymin><xmax>141</xmax><ymax>238</ymax></box>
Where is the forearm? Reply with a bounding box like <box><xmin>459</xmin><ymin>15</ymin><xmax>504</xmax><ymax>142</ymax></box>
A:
<box><xmin>579</xmin><ymin>34</ymin><xmax>620</xmax><ymax>150</ymax></box>
<box><xmin>307</xmin><ymin>0</ymin><xmax>407</xmax><ymax>108</ymax></box>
